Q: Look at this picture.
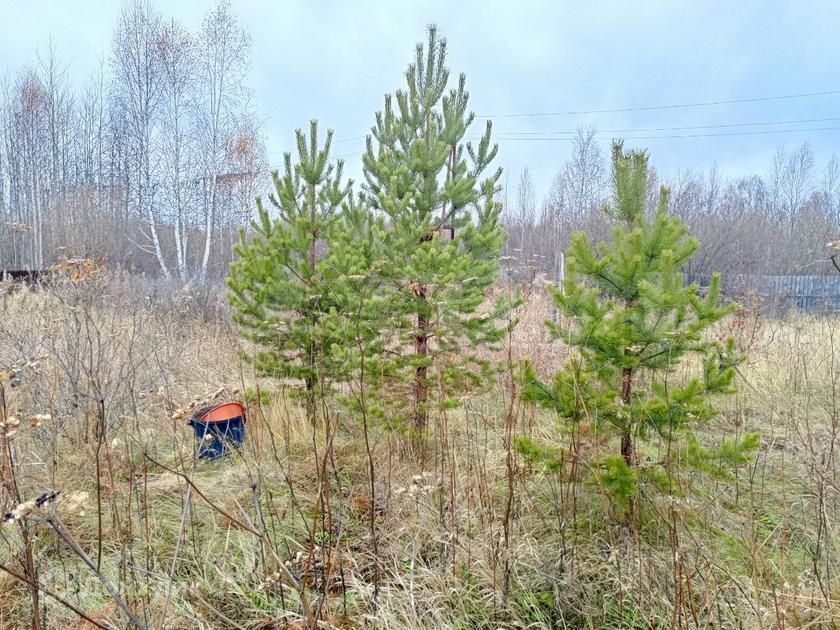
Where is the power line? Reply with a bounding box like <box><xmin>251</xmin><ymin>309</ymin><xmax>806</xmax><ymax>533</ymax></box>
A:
<box><xmin>491</xmin><ymin>116</ymin><xmax>840</xmax><ymax>136</ymax></box>
<box><xmin>323</xmin><ymin>113</ymin><xmax>840</xmax><ymax>146</ymax></box>
<box><xmin>265</xmin><ymin>110</ymin><xmax>840</xmax><ymax>167</ymax></box>
<box><xmin>476</xmin><ymin>89</ymin><xmax>840</xmax><ymax>119</ymax></box>
<box><xmin>473</xmin><ymin>125</ymin><xmax>840</xmax><ymax>142</ymax></box>
<box><xmin>268</xmin><ymin>125</ymin><xmax>837</xmax><ymax>168</ymax></box>
<box><xmin>266</xmin><ymin>89</ymin><xmax>840</xmax><ymax>155</ymax></box>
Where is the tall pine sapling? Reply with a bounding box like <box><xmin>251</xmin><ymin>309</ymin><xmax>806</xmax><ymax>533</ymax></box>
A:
<box><xmin>362</xmin><ymin>25</ymin><xmax>505</xmax><ymax>432</ymax></box>
<box><xmin>320</xmin><ymin>195</ymin><xmax>391</xmax><ymax>399</ymax></box>
<box><xmin>228</xmin><ymin>121</ymin><xmax>351</xmax><ymax>424</ymax></box>
<box><xmin>522</xmin><ymin>142</ymin><xmax>757</xmax><ymax>511</ymax></box>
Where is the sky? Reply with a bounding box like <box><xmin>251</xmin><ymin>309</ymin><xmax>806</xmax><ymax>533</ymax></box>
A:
<box><xmin>1</xmin><ymin>0</ymin><xmax>839</xmax><ymax>199</ymax></box>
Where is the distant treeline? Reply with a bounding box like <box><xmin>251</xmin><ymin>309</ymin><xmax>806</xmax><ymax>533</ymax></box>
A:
<box><xmin>502</xmin><ymin>129</ymin><xmax>840</xmax><ymax>281</ymax></box>
<box><xmin>2</xmin><ymin>3</ymin><xmax>838</xmax><ymax>287</ymax></box>
<box><xmin>0</xmin><ymin>1</ymin><xmax>265</xmax><ymax>283</ymax></box>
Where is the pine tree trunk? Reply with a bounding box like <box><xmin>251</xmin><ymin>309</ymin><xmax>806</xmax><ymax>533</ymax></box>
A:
<box><xmin>305</xmin><ymin>193</ymin><xmax>318</xmax><ymax>426</ymax></box>
<box><xmin>304</xmin><ymin>374</ymin><xmax>316</xmax><ymax>426</ymax></box>
<box><xmin>621</xmin><ymin>366</ymin><xmax>633</xmax><ymax>465</ymax></box>
<box><xmin>412</xmin><ymin>221</ymin><xmax>434</xmax><ymax>433</ymax></box>
<box><xmin>414</xmin><ymin>305</ymin><xmax>429</xmax><ymax>432</ymax></box>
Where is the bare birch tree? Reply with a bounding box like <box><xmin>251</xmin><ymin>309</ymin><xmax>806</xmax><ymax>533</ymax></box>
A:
<box><xmin>514</xmin><ymin>167</ymin><xmax>536</xmax><ymax>265</ymax></box>
<box><xmin>156</xmin><ymin>18</ymin><xmax>196</xmax><ymax>281</ymax></box>
<box><xmin>562</xmin><ymin>126</ymin><xmax>605</xmax><ymax>218</ymax></box>
<box><xmin>782</xmin><ymin>143</ymin><xmax>815</xmax><ymax>222</ymax></box>
<box><xmin>112</xmin><ymin>0</ymin><xmax>169</xmax><ymax>277</ymax></box>
<box><xmin>195</xmin><ymin>0</ymin><xmax>251</xmax><ymax>284</ymax></box>
<box><xmin>823</xmin><ymin>154</ymin><xmax>840</xmax><ymax>224</ymax></box>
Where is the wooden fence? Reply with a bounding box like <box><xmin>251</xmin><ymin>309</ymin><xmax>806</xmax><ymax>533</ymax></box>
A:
<box><xmin>686</xmin><ymin>273</ymin><xmax>840</xmax><ymax>314</ymax></box>
<box><xmin>500</xmin><ymin>253</ymin><xmax>840</xmax><ymax>314</ymax></box>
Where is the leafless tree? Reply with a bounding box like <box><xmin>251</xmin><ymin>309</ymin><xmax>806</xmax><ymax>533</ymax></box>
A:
<box><xmin>217</xmin><ymin>123</ymin><xmax>266</xmax><ymax>263</ymax></box>
<box><xmin>782</xmin><ymin>143</ymin><xmax>815</xmax><ymax>222</ymax></box>
<box><xmin>37</xmin><ymin>42</ymin><xmax>74</xmax><ymax>211</ymax></box>
<box><xmin>156</xmin><ymin>18</ymin><xmax>197</xmax><ymax>281</ymax></box>
<box><xmin>513</xmin><ymin>167</ymin><xmax>536</xmax><ymax>264</ymax></box>
<box><xmin>7</xmin><ymin>69</ymin><xmax>50</xmax><ymax>268</ymax></box>
<box><xmin>502</xmin><ymin>137</ymin><xmax>840</xmax><ymax>281</ymax></box>
<box><xmin>77</xmin><ymin>62</ymin><xmax>108</xmax><ymax>194</ymax></box>
<box><xmin>823</xmin><ymin>154</ymin><xmax>840</xmax><ymax>224</ymax></box>
<box><xmin>112</xmin><ymin>0</ymin><xmax>169</xmax><ymax>277</ymax></box>
<box><xmin>562</xmin><ymin>126</ymin><xmax>606</xmax><ymax>218</ymax></box>
<box><xmin>769</xmin><ymin>143</ymin><xmax>815</xmax><ymax>223</ymax></box>
<box><xmin>533</xmin><ymin>127</ymin><xmax>608</xmax><ymax>269</ymax></box>
<box><xmin>194</xmin><ymin>0</ymin><xmax>252</xmax><ymax>284</ymax></box>
<box><xmin>0</xmin><ymin>0</ymin><xmax>265</xmax><ymax>279</ymax></box>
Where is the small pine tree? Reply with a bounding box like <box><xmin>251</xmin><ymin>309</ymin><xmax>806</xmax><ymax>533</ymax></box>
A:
<box><xmin>362</xmin><ymin>25</ymin><xmax>505</xmax><ymax>432</ymax></box>
<box><xmin>522</xmin><ymin>142</ymin><xmax>756</xmax><ymax>511</ymax></box>
<box><xmin>319</xmin><ymin>196</ymin><xmax>393</xmax><ymax>420</ymax></box>
<box><xmin>228</xmin><ymin>121</ymin><xmax>351</xmax><ymax>424</ymax></box>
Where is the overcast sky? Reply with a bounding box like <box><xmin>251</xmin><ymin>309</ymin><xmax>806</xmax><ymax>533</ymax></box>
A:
<box><xmin>2</xmin><ymin>0</ymin><xmax>838</xmax><ymax>198</ymax></box>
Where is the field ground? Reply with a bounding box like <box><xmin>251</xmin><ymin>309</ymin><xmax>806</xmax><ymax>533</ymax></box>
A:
<box><xmin>0</xmin><ymin>276</ymin><xmax>838</xmax><ymax>629</ymax></box>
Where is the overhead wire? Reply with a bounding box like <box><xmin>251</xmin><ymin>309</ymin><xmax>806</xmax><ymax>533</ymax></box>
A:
<box><xmin>475</xmin><ymin>89</ymin><xmax>840</xmax><ymax>118</ymax></box>
<box><xmin>264</xmin><ymin>89</ymin><xmax>840</xmax><ymax>165</ymax></box>
<box><xmin>488</xmin><ymin>116</ymin><xmax>840</xmax><ymax>136</ymax></box>
<box><xmin>479</xmin><ymin>126</ymin><xmax>840</xmax><ymax>142</ymax></box>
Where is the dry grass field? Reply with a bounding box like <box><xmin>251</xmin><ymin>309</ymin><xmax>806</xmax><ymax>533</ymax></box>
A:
<box><xmin>0</xmin><ymin>273</ymin><xmax>838</xmax><ymax>629</ymax></box>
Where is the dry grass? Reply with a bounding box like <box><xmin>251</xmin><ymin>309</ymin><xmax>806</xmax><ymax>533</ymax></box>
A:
<box><xmin>0</xmin><ymin>275</ymin><xmax>838</xmax><ymax>628</ymax></box>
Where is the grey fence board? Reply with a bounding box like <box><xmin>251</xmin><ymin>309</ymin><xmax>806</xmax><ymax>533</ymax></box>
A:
<box><xmin>686</xmin><ymin>273</ymin><xmax>840</xmax><ymax>314</ymax></box>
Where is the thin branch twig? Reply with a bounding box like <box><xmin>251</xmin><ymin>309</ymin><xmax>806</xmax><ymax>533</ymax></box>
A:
<box><xmin>47</xmin><ymin>516</ymin><xmax>146</xmax><ymax>629</ymax></box>
<box><xmin>0</xmin><ymin>564</ymin><xmax>111</xmax><ymax>630</ymax></box>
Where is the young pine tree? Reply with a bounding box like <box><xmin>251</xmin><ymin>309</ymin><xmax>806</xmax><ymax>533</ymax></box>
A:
<box><xmin>362</xmin><ymin>25</ymin><xmax>505</xmax><ymax>432</ymax></box>
<box><xmin>319</xmin><ymin>197</ymin><xmax>394</xmax><ymax>423</ymax></box>
<box><xmin>522</xmin><ymin>142</ymin><xmax>756</xmax><ymax>510</ymax></box>
<box><xmin>228</xmin><ymin>121</ymin><xmax>351</xmax><ymax>424</ymax></box>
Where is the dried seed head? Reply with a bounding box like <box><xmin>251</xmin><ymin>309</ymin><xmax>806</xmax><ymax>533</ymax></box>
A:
<box><xmin>3</xmin><ymin>491</ymin><xmax>59</xmax><ymax>523</ymax></box>
<box><xmin>35</xmin><ymin>491</ymin><xmax>60</xmax><ymax>507</ymax></box>
<box><xmin>29</xmin><ymin>414</ymin><xmax>50</xmax><ymax>428</ymax></box>
<box><xmin>61</xmin><ymin>491</ymin><xmax>89</xmax><ymax>517</ymax></box>
<box><xmin>6</xmin><ymin>500</ymin><xmax>36</xmax><ymax>522</ymax></box>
